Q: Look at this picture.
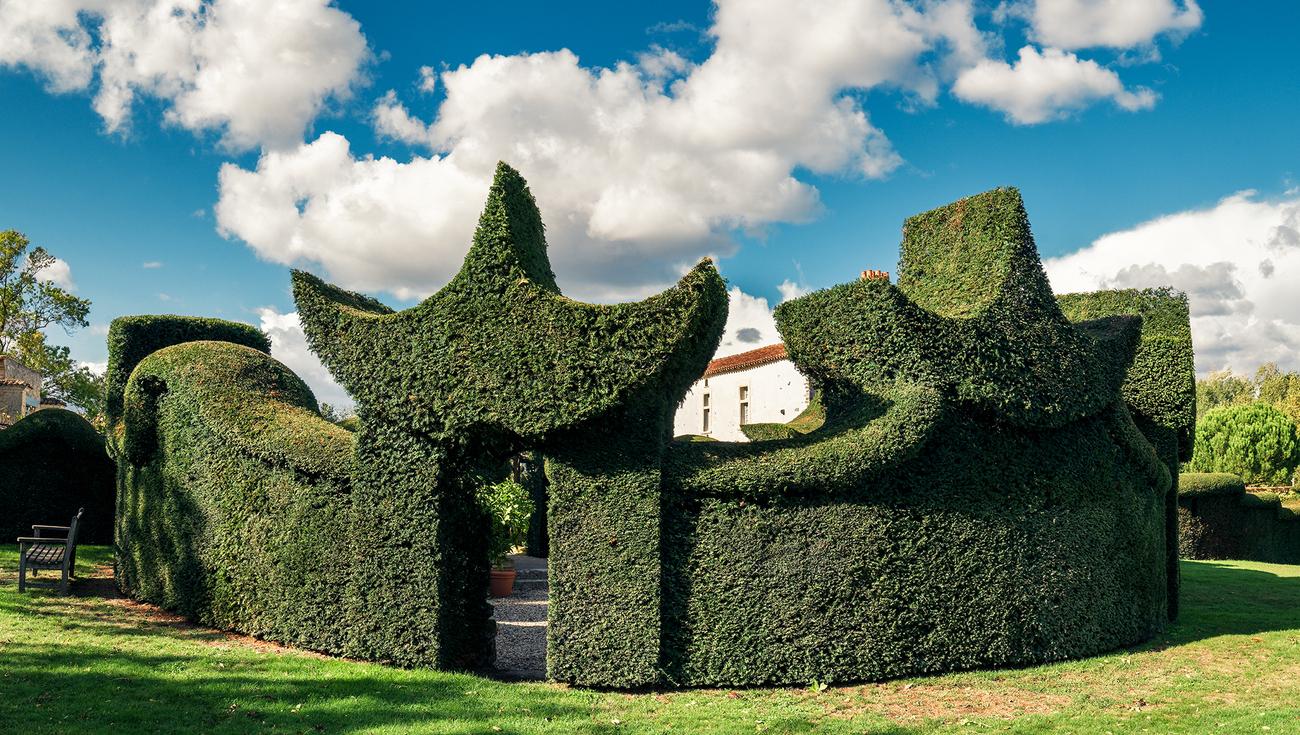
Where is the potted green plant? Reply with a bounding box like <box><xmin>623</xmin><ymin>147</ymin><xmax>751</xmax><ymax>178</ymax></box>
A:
<box><xmin>478</xmin><ymin>478</ymin><xmax>535</xmax><ymax>597</ymax></box>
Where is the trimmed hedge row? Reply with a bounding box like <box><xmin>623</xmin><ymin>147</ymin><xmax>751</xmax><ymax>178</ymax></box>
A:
<box><xmin>291</xmin><ymin>162</ymin><xmax>725</xmax><ymax>671</ymax></box>
<box><xmin>1056</xmin><ymin>287</ymin><xmax>1196</xmax><ymax>621</ymax></box>
<box><xmin>1178</xmin><ymin>472</ymin><xmax>1300</xmax><ymax>563</ymax></box>
<box><xmin>113</xmin><ymin>339</ymin><xmax>355</xmax><ymax>653</ymax></box>
<box><xmin>586</xmin><ymin>187</ymin><xmax>1178</xmax><ymax>687</ymax></box>
<box><xmin>0</xmin><ymin>408</ymin><xmax>115</xmax><ymax>544</ymax></box>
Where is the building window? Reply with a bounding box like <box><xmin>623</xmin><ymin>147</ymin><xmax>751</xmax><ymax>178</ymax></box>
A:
<box><xmin>702</xmin><ymin>393</ymin><xmax>710</xmax><ymax>433</ymax></box>
<box><xmin>739</xmin><ymin>385</ymin><xmax>750</xmax><ymax>425</ymax></box>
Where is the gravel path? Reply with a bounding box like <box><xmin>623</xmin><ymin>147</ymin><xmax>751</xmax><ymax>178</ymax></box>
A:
<box><xmin>492</xmin><ymin>554</ymin><xmax>547</xmax><ymax>679</ymax></box>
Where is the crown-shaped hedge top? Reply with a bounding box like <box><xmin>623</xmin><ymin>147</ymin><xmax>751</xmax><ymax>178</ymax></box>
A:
<box><xmin>776</xmin><ymin>187</ymin><xmax>1139</xmax><ymax>428</ymax></box>
<box><xmin>293</xmin><ymin>162</ymin><xmax>727</xmax><ymax>439</ymax></box>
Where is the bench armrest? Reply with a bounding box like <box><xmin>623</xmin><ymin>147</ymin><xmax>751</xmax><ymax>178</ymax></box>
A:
<box><xmin>17</xmin><ymin>537</ymin><xmax>68</xmax><ymax>544</ymax></box>
<box><xmin>32</xmin><ymin>524</ymin><xmax>70</xmax><ymax>531</ymax></box>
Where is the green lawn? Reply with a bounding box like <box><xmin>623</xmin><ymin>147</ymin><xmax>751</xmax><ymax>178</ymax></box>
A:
<box><xmin>2</xmin><ymin>547</ymin><xmax>1299</xmax><ymax>734</ymax></box>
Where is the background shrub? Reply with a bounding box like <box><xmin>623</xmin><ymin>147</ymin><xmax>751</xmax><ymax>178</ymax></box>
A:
<box><xmin>0</xmin><ymin>408</ymin><xmax>114</xmax><ymax>543</ymax></box>
<box><xmin>477</xmin><ymin>478</ymin><xmax>533</xmax><ymax>568</ymax></box>
<box><xmin>1188</xmin><ymin>403</ymin><xmax>1300</xmax><ymax>485</ymax></box>
<box><xmin>1178</xmin><ymin>472</ymin><xmax>1300</xmax><ymax>563</ymax></box>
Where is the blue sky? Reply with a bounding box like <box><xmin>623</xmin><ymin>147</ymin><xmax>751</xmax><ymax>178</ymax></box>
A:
<box><xmin>0</xmin><ymin>0</ymin><xmax>1296</xmax><ymax>406</ymax></box>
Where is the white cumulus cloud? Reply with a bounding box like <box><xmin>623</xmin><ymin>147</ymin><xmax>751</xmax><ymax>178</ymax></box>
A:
<box><xmin>1028</xmin><ymin>0</ymin><xmax>1202</xmax><ymax>50</ymax></box>
<box><xmin>0</xmin><ymin>0</ymin><xmax>369</xmax><ymax>150</ymax></box>
<box><xmin>716</xmin><ymin>287</ymin><xmax>783</xmax><ymax>359</ymax></box>
<box><xmin>36</xmin><ymin>257</ymin><xmax>76</xmax><ymax>290</ymax></box>
<box><xmin>1045</xmin><ymin>190</ymin><xmax>1300</xmax><ymax>375</ymax></box>
<box><xmin>953</xmin><ymin>46</ymin><xmax>1155</xmax><ymax>124</ymax></box>
<box><xmin>216</xmin><ymin>0</ymin><xmax>999</xmax><ymax>300</ymax></box>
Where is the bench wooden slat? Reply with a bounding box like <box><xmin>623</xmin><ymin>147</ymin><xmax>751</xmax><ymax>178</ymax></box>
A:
<box><xmin>25</xmin><ymin>544</ymin><xmax>66</xmax><ymax>566</ymax></box>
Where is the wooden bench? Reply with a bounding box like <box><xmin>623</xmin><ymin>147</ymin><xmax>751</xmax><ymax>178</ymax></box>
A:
<box><xmin>17</xmin><ymin>508</ymin><xmax>83</xmax><ymax>595</ymax></box>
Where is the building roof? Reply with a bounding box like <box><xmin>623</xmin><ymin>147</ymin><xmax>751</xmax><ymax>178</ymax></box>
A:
<box><xmin>40</xmin><ymin>396</ymin><xmax>66</xmax><ymax>406</ymax></box>
<box><xmin>0</xmin><ymin>377</ymin><xmax>31</xmax><ymax>387</ymax></box>
<box><xmin>703</xmin><ymin>343</ymin><xmax>788</xmax><ymax>378</ymax></box>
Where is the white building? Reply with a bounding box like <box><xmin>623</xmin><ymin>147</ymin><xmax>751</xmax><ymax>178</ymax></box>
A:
<box><xmin>673</xmin><ymin>343</ymin><xmax>811</xmax><ymax>442</ymax></box>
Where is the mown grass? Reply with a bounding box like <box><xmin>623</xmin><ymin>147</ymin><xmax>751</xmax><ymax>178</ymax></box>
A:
<box><xmin>2</xmin><ymin>547</ymin><xmax>1299</xmax><ymax>734</ymax></box>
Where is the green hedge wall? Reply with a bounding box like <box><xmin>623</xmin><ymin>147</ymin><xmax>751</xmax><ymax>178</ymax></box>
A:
<box><xmin>1178</xmin><ymin>472</ymin><xmax>1246</xmax><ymax>498</ymax></box>
<box><xmin>105</xmin><ymin>315</ymin><xmax>269</xmax><ymax>428</ymax></box>
<box><xmin>1056</xmin><ymin>287</ymin><xmax>1196</xmax><ymax>621</ymax></box>
<box><xmin>0</xmin><ymin>409</ymin><xmax>115</xmax><ymax>544</ymax></box>
<box><xmin>293</xmin><ymin>162</ymin><xmax>725</xmax><ymax>671</ymax></box>
<box><xmin>114</xmin><ymin>338</ymin><xmax>356</xmax><ymax>653</ymax></box>
<box><xmin>1178</xmin><ymin>473</ymin><xmax>1300</xmax><ymax>563</ymax></box>
<box><xmin>573</xmin><ymin>187</ymin><xmax>1175</xmax><ymax>687</ymax></box>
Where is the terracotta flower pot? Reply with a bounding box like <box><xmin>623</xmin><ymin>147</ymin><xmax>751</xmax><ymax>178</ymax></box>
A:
<box><xmin>490</xmin><ymin>568</ymin><xmax>517</xmax><ymax>597</ymax></box>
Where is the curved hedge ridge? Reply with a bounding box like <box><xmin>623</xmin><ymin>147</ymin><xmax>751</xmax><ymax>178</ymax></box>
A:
<box><xmin>113</xmin><ymin>337</ymin><xmax>356</xmax><ymax>653</ymax></box>
<box><xmin>1056</xmin><ymin>287</ymin><xmax>1196</xmax><ymax>620</ymax></box>
<box><xmin>113</xmin><ymin>174</ymin><xmax>1189</xmax><ymax>689</ymax></box>
<box><xmin>290</xmin><ymin>162</ymin><xmax>725</xmax><ymax>669</ymax></box>
<box><xmin>561</xmin><ymin>187</ymin><xmax>1183</xmax><ymax>687</ymax></box>
<box><xmin>0</xmin><ymin>409</ymin><xmax>114</xmax><ymax>544</ymax></box>
<box><xmin>1178</xmin><ymin>472</ymin><xmax>1300</xmax><ymax>563</ymax></box>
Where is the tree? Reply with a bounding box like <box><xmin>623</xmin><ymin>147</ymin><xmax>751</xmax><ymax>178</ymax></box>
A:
<box><xmin>1188</xmin><ymin>402</ymin><xmax>1300</xmax><ymax>486</ymax></box>
<box><xmin>30</xmin><ymin>343</ymin><xmax>106</xmax><ymax>429</ymax></box>
<box><xmin>0</xmin><ymin>231</ymin><xmax>94</xmax><ymax>416</ymax></box>
<box><xmin>1195</xmin><ymin>368</ymin><xmax>1254</xmax><ymax>419</ymax></box>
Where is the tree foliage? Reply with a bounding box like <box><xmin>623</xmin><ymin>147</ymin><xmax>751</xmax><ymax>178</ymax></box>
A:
<box><xmin>0</xmin><ymin>230</ymin><xmax>95</xmax><ymax>415</ymax></box>
<box><xmin>1189</xmin><ymin>402</ymin><xmax>1300</xmax><ymax>486</ymax></box>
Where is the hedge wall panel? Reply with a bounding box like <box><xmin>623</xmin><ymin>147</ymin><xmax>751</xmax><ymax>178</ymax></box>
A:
<box><xmin>0</xmin><ymin>409</ymin><xmax>114</xmax><ymax>544</ymax></box>
<box><xmin>114</xmin><ymin>339</ymin><xmax>356</xmax><ymax>654</ymax></box>
<box><xmin>1178</xmin><ymin>472</ymin><xmax>1300</xmax><ymax>563</ymax></box>
<box><xmin>543</xmin><ymin>186</ymin><xmax>1183</xmax><ymax>687</ymax></box>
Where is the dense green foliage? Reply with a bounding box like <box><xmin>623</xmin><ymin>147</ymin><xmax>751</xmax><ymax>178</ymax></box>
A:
<box><xmin>477</xmin><ymin>479</ymin><xmax>533</xmax><ymax>568</ymax></box>
<box><xmin>1188</xmin><ymin>403</ymin><xmax>1300</xmax><ymax>485</ymax></box>
<box><xmin>1178</xmin><ymin>472</ymin><xmax>1247</xmax><ymax>498</ymax></box>
<box><xmin>1196</xmin><ymin>362</ymin><xmax>1300</xmax><ymax>426</ymax></box>
<box><xmin>289</xmin><ymin>162</ymin><xmax>724</xmax><ymax>672</ymax></box>
<box><xmin>1179</xmin><ymin>472</ymin><xmax>1300</xmax><ymax>563</ymax></box>
<box><xmin>587</xmin><ymin>187</ymin><xmax>1177</xmax><ymax>687</ymax></box>
<box><xmin>105</xmin><ymin>315</ymin><xmax>269</xmax><ymax>426</ymax></box>
<box><xmin>1056</xmin><ymin>286</ymin><xmax>1197</xmax><ymax>621</ymax></box>
<box><xmin>0</xmin><ymin>408</ymin><xmax>114</xmax><ymax>543</ymax></box>
<box><xmin>114</xmin><ymin>340</ymin><xmax>355</xmax><ymax>653</ymax></box>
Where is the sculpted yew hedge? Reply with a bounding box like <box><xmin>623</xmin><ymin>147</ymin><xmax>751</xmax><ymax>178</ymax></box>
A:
<box><xmin>111</xmin><ymin>169</ymin><xmax>1192</xmax><ymax>689</ymax></box>
<box><xmin>0</xmin><ymin>408</ymin><xmax>114</xmax><ymax>544</ymax></box>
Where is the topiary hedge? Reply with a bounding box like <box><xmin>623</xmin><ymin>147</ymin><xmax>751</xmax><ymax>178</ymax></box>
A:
<box><xmin>112</xmin><ymin>173</ymin><xmax>1189</xmax><ymax>689</ymax></box>
<box><xmin>1056</xmin><ymin>286</ymin><xmax>1196</xmax><ymax>621</ymax></box>
<box><xmin>289</xmin><ymin>162</ymin><xmax>725</xmax><ymax>671</ymax></box>
<box><xmin>105</xmin><ymin>315</ymin><xmax>270</xmax><ymax>427</ymax></box>
<box><xmin>1187</xmin><ymin>403</ymin><xmax>1300</xmax><ymax>486</ymax></box>
<box><xmin>566</xmin><ymin>187</ymin><xmax>1179</xmax><ymax>687</ymax></box>
<box><xmin>1178</xmin><ymin>472</ymin><xmax>1300</xmax><ymax>563</ymax></box>
<box><xmin>113</xmin><ymin>338</ymin><xmax>356</xmax><ymax>652</ymax></box>
<box><xmin>0</xmin><ymin>408</ymin><xmax>115</xmax><ymax>544</ymax></box>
